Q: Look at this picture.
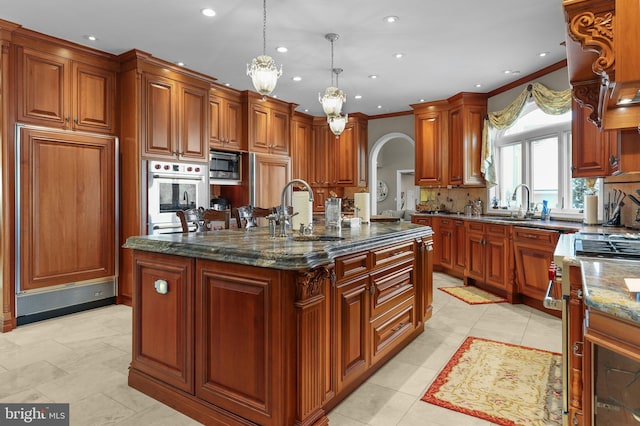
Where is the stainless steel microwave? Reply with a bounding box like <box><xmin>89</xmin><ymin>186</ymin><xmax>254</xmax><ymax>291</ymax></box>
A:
<box><xmin>209</xmin><ymin>150</ymin><xmax>241</xmax><ymax>184</ymax></box>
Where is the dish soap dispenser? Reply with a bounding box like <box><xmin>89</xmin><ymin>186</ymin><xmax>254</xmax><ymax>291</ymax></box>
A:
<box><xmin>540</xmin><ymin>200</ymin><xmax>549</xmax><ymax>221</ymax></box>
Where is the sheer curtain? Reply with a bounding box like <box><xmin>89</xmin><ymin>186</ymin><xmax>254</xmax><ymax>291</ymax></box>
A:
<box><xmin>481</xmin><ymin>82</ymin><xmax>572</xmax><ymax>187</ymax></box>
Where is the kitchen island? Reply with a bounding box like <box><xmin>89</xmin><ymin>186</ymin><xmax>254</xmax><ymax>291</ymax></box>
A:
<box><xmin>123</xmin><ymin>223</ymin><xmax>433</xmax><ymax>425</ymax></box>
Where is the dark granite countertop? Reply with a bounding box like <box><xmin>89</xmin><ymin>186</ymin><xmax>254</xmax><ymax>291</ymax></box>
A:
<box><xmin>123</xmin><ymin>223</ymin><xmax>433</xmax><ymax>271</ymax></box>
<box><xmin>580</xmin><ymin>258</ymin><xmax>640</xmax><ymax>324</ymax></box>
<box><xmin>555</xmin><ymin>234</ymin><xmax>640</xmax><ymax>325</ymax></box>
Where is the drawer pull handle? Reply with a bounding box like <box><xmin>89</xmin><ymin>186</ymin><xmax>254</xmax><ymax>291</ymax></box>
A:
<box><xmin>392</xmin><ymin>322</ymin><xmax>405</xmax><ymax>332</ymax></box>
<box><xmin>572</xmin><ymin>341</ymin><xmax>583</xmax><ymax>357</ymax></box>
<box><xmin>154</xmin><ymin>279</ymin><xmax>169</xmax><ymax>295</ymax></box>
<box><xmin>369</xmin><ymin>285</ymin><xmax>376</xmax><ymax>296</ymax></box>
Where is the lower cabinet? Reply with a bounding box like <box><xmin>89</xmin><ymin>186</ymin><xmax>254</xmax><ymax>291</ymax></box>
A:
<box><xmin>464</xmin><ymin>221</ymin><xmax>514</xmax><ymax>300</ymax></box>
<box><xmin>513</xmin><ymin>226</ymin><xmax>560</xmax><ymax>305</ymax></box>
<box><xmin>130</xmin><ymin>236</ymin><xmax>433</xmax><ymax>425</ymax></box>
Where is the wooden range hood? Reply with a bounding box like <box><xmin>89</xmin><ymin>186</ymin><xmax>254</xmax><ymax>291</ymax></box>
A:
<box><xmin>564</xmin><ymin>0</ymin><xmax>640</xmax><ymax>130</ymax></box>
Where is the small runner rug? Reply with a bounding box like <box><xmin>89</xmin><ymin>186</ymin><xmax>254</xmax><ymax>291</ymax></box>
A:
<box><xmin>422</xmin><ymin>336</ymin><xmax>562</xmax><ymax>426</ymax></box>
<box><xmin>438</xmin><ymin>285</ymin><xmax>507</xmax><ymax>305</ymax></box>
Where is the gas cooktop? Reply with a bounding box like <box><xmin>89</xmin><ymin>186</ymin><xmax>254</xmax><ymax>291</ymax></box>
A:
<box><xmin>574</xmin><ymin>232</ymin><xmax>640</xmax><ymax>259</ymax></box>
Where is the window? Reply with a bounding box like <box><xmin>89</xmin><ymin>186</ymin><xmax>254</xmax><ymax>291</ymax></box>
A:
<box><xmin>490</xmin><ymin>101</ymin><xmax>592</xmax><ymax>217</ymax></box>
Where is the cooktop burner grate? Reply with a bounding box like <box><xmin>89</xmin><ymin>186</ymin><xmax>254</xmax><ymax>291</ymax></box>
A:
<box><xmin>575</xmin><ymin>233</ymin><xmax>640</xmax><ymax>259</ymax></box>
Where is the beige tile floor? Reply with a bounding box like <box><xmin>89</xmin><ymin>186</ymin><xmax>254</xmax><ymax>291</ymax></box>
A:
<box><xmin>0</xmin><ymin>273</ymin><xmax>561</xmax><ymax>425</ymax></box>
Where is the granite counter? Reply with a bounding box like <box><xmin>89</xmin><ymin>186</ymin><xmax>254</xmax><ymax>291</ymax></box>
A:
<box><xmin>123</xmin><ymin>222</ymin><xmax>433</xmax><ymax>270</ymax></box>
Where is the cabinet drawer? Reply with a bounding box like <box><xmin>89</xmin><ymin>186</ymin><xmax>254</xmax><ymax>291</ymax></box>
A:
<box><xmin>371</xmin><ymin>241</ymin><xmax>415</xmax><ymax>270</ymax></box>
<box><xmin>336</xmin><ymin>252</ymin><xmax>370</xmax><ymax>281</ymax></box>
<box><xmin>467</xmin><ymin>221</ymin><xmax>484</xmax><ymax>232</ymax></box>
<box><xmin>370</xmin><ymin>259</ymin><xmax>415</xmax><ymax>319</ymax></box>
<box><xmin>412</xmin><ymin>217</ymin><xmax>431</xmax><ymax>226</ymax></box>
<box><xmin>370</xmin><ymin>298</ymin><xmax>416</xmax><ymax>364</ymax></box>
<box><xmin>513</xmin><ymin>227</ymin><xmax>558</xmax><ymax>248</ymax></box>
<box><xmin>486</xmin><ymin>224</ymin><xmax>508</xmax><ymax>237</ymax></box>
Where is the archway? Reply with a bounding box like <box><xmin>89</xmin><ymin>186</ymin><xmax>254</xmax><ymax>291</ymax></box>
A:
<box><xmin>368</xmin><ymin>132</ymin><xmax>415</xmax><ymax>215</ymax></box>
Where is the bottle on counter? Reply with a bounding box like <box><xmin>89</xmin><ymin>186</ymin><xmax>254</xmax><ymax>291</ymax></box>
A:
<box><xmin>540</xmin><ymin>200</ymin><xmax>549</xmax><ymax>221</ymax></box>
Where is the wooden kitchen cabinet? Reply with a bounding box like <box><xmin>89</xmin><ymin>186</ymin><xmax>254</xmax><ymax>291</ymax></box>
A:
<box><xmin>453</xmin><ymin>219</ymin><xmax>466</xmax><ymax>273</ymax></box>
<box><xmin>513</xmin><ymin>226</ymin><xmax>560</xmax><ymax>307</ymax></box>
<box><xmin>247</xmin><ymin>93</ymin><xmax>291</xmax><ymax>155</ymax></box>
<box><xmin>131</xmin><ymin>251</ymin><xmax>194</xmax><ymax>393</ymax></box>
<box><xmin>464</xmin><ymin>221</ymin><xmax>514</xmax><ymax>300</ymax></box>
<box><xmin>436</xmin><ymin>218</ymin><xmax>455</xmax><ymax>270</ymax></box>
<box><xmin>16</xmin><ymin>42</ymin><xmax>117</xmax><ymax>133</ymax></box>
<box><xmin>412</xmin><ymin>101</ymin><xmax>448</xmax><ymax>186</ymax></box>
<box><xmin>571</xmin><ymin>100</ymin><xmax>619</xmax><ymax>177</ymax></box>
<box><xmin>291</xmin><ymin>112</ymin><xmax>313</xmax><ymax>182</ymax></box>
<box><xmin>209</xmin><ymin>84</ymin><xmax>245</xmax><ymax>151</ymax></box>
<box><xmin>310</xmin><ymin>118</ymin><xmax>331</xmax><ymax>186</ymax></box>
<box><xmin>448</xmin><ymin>93</ymin><xmax>487</xmax><ymax>186</ymax></box>
<box><xmin>142</xmin><ymin>72</ymin><xmax>209</xmax><ymax>161</ymax></box>
<box><xmin>252</xmin><ymin>153</ymin><xmax>291</xmax><ymax>208</ymax></box>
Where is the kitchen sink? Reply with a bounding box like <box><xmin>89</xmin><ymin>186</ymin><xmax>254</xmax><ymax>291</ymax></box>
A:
<box><xmin>288</xmin><ymin>235</ymin><xmax>345</xmax><ymax>242</ymax></box>
<box><xmin>490</xmin><ymin>217</ymin><xmax>535</xmax><ymax>222</ymax></box>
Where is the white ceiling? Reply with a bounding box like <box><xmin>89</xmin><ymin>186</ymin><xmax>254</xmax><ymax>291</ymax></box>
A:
<box><xmin>1</xmin><ymin>0</ymin><xmax>568</xmax><ymax>117</ymax></box>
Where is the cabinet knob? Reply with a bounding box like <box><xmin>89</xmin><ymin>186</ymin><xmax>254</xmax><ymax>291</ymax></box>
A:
<box><xmin>65</xmin><ymin>115</ymin><xmax>70</xmax><ymax>122</ymax></box>
<box><xmin>369</xmin><ymin>285</ymin><xmax>376</xmax><ymax>296</ymax></box>
<box><xmin>572</xmin><ymin>341</ymin><xmax>583</xmax><ymax>357</ymax></box>
<box><xmin>154</xmin><ymin>279</ymin><xmax>168</xmax><ymax>295</ymax></box>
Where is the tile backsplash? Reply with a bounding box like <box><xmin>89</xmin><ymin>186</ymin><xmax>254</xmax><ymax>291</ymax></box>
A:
<box><xmin>419</xmin><ymin>187</ymin><xmax>487</xmax><ymax>213</ymax></box>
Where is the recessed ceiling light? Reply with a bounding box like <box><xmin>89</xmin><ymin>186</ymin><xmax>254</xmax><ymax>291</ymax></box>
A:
<box><xmin>393</xmin><ymin>53</ymin><xmax>404</xmax><ymax>59</ymax></box>
<box><xmin>276</xmin><ymin>46</ymin><xmax>288</xmax><ymax>53</ymax></box>
<box><xmin>369</xmin><ymin>74</ymin><xmax>378</xmax><ymax>79</ymax></box>
<box><xmin>383</xmin><ymin>16</ymin><xmax>399</xmax><ymax>23</ymax></box>
<box><xmin>176</xmin><ymin>61</ymin><xmax>185</xmax><ymax>67</ymax></box>
<box><xmin>475</xmin><ymin>84</ymin><xmax>482</xmax><ymax>88</ymax></box>
<box><xmin>539</xmin><ymin>51</ymin><xmax>549</xmax><ymax>57</ymax></box>
<box><xmin>224</xmin><ymin>83</ymin><xmax>231</xmax><ymax>87</ymax></box>
<box><xmin>419</xmin><ymin>99</ymin><xmax>425</xmax><ymax>102</ymax></box>
<box><xmin>201</xmin><ymin>8</ymin><xmax>216</xmax><ymax>17</ymax></box>
<box><xmin>304</xmin><ymin>108</ymin><xmax>309</xmax><ymax>112</ymax></box>
<box><xmin>84</xmin><ymin>35</ymin><xmax>98</xmax><ymax>41</ymax></box>
<box><xmin>377</xmin><ymin>105</ymin><xmax>382</xmax><ymax>109</ymax></box>
<box><xmin>292</xmin><ymin>76</ymin><xmax>302</xmax><ymax>82</ymax></box>
<box><xmin>354</xmin><ymin>95</ymin><xmax>362</xmax><ymax>100</ymax></box>
<box><xmin>503</xmin><ymin>70</ymin><xmax>511</xmax><ymax>74</ymax></box>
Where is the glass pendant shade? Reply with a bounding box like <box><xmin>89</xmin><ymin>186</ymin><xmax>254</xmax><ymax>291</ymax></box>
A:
<box><xmin>247</xmin><ymin>55</ymin><xmax>282</xmax><ymax>96</ymax></box>
<box><xmin>320</xmin><ymin>86</ymin><xmax>346</xmax><ymax>116</ymax></box>
<box><xmin>328</xmin><ymin>113</ymin><xmax>348</xmax><ymax>137</ymax></box>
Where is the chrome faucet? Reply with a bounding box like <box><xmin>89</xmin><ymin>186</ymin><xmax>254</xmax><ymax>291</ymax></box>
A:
<box><xmin>511</xmin><ymin>184</ymin><xmax>533</xmax><ymax>218</ymax></box>
<box><xmin>183</xmin><ymin>191</ymin><xmax>189</xmax><ymax>207</ymax></box>
<box><xmin>279</xmin><ymin>179</ymin><xmax>314</xmax><ymax>237</ymax></box>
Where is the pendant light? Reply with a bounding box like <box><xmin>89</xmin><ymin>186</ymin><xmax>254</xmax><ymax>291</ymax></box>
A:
<box><xmin>327</xmin><ymin>68</ymin><xmax>348</xmax><ymax>137</ymax></box>
<box><xmin>319</xmin><ymin>33</ymin><xmax>346</xmax><ymax>117</ymax></box>
<box><xmin>247</xmin><ymin>0</ymin><xmax>282</xmax><ymax>97</ymax></box>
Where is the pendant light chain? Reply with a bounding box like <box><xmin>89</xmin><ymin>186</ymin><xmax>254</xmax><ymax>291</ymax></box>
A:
<box><xmin>262</xmin><ymin>0</ymin><xmax>267</xmax><ymax>56</ymax></box>
<box><xmin>330</xmin><ymin>38</ymin><xmax>335</xmax><ymax>86</ymax></box>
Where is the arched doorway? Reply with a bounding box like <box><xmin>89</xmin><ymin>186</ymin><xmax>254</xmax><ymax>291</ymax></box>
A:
<box><xmin>368</xmin><ymin>132</ymin><xmax>415</xmax><ymax>216</ymax></box>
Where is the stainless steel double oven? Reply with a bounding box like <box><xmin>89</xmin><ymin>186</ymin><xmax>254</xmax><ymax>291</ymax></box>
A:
<box><xmin>146</xmin><ymin>160</ymin><xmax>209</xmax><ymax>234</ymax></box>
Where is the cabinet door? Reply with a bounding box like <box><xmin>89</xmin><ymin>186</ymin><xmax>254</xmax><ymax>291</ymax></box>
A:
<box><xmin>143</xmin><ymin>73</ymin><xmax>176</xmax><ymax>157</ymax></box>
<box><xmin>19</xmin><ymin>127</ymin><xmax>116</xmax><ymax>291</ymax></box>
<box><xmin>72</xmin><ymin>61</ymin><xmax>115</xmax><ymax>133</ymax></box>
<box><xmin>336</xmin><ymin>275</ymin><xmax>370</xmax><ymax>392</ymax></box>
<box><xmin>463</xmin><ymin>104</ymin><xmax>486</xmax><ymax>185</ymax></box>
<box><xmin>249</xmin><ymin>103</ymin><xmax>270</xmax><ymax>152</ymax></box>
<box><xmin>291</xmin><ymin>117</ymin><xmax>312</xmax><ymax>181</ymax></box>
<box><xmin>484</xmin><ymin>235</ymin><xmax>508</xmax><ymax>289</ymax></box>
<box><xmin>415</xmin><ymin>111</ymin><xmax>445</xmax><ymax>186</ymax></box>
<box><xmin>17</xmin><ymin>47</ymin><xmax>69</xmax><ymax>128</ymax></box>
<box><xmin>448</xmin><ymin>106</ymin><xmax>464</xmax><ymax>186</ymax></box>
<box><xmin>179</xmin><ymin>83</ymin><xmax>208</xmax><ymax>161</ymax></box>
<box><xmin>269</xmin><ymin>109</ymin><xmax>290</xmax><ymax>155</ymax></box>
<box><xmin>437</xmin><ymin>219</ymin><xmax>454</xmax><ymax>269</ymax></box>
<box><xmin>253</xmin><ymin>153</ymin><xmax>291</xmax><ymax>208</ymax></box>
<box><xmin>195</xmin><ymin>260</ymin><xmax>280</xmax><ymax>423</ymax></box>
<box><xmin>312</xmin><ymin>187</ymin><xmax>328</xmax><ymax>212</ymax></box>
<box><xmin>334</xmin><ymin>123</ymin><xmax>356</xmax><ymax>185</ymax></box>
<box><xmin>132</xmin><ymin>252</ymin><xmax>194</xmax><ymax>393</ymax></box>
<box><xmin>513</xmin><ymin>227</ymin><xmax>559</xmax><ymax>299</ymax></box>
<box><xmin>571</xmin><ymin>100</ymin><xmax>610</xmax><ymax>177</ymax></box>
<box><xmin>225</xmin><ymin>98</ymin><xmax>244</xmax><ymax>150</ymax></box>
<box><xmin>454</xmin><ymin>220</ymin><xmax>466</xmax><ymax>272</ymax></box>
<box><xmin>209</xmin><ymin>95</ymin><xmax>224</xmax><ymax>148</ymax></box>
<box><xmin>310</xmin><ymin>124</ymin><xmax>331</xmax><ymax>186</ymax></box>
<box><xmin>465</xmin><ymin>230</ymin><xmax>485</xmax><ymax>281</ymax></box>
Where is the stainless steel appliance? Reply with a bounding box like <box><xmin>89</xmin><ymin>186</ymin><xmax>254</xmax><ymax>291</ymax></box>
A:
<box><xmin>147</xmin><ymin>160</ymin><xmax>209</xmax><ymax>234</ymax></box>
<box><xmin>550</xmin><ymin>231</ymin><xmax>640</xmax><ymax>426</ymax></box>
<box><xmin>209</xmin><ymin>150</ymin><xmax>241</xmax><ymax>184</ymax></box>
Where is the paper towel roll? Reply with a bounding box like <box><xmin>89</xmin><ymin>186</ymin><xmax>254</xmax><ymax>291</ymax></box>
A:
<box><xmin>584</xmin><ymin>194</ymin><xmax>598</xmax><ymax>224</ymax></box>
<box><xmin>354</xmin><ymin>193</ymin><xmax>371</xmax><ymax>223</ymax></box>
<box><xmin>292</xmin><ymin>191</ymin><xmax>313</xmax><ymax>230</ymax></box>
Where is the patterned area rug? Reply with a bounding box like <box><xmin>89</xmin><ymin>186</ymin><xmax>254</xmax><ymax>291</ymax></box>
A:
<box><xmin>438</xmin><ymin>285</ymin><xmax>507</xmax><ymax>305</ymax></box>
<box><xmin>422</xmin><ymin>337</ymin><xmax>562</xmax><ymax>426</ymax></box>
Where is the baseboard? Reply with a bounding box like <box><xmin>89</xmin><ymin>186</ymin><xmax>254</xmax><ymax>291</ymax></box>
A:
<box><xmin>16</xmin><ymin>297</ymin><xmax>116</xmax><ymax>326</ymax></box>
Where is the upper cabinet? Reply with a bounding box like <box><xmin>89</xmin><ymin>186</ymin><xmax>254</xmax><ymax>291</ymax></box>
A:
<box><xmin>413</xmin><ymin>101</ymin><xmax>448</xmax><ymax>187</ymax></box>
<box><xmin>563</xmin><ymin>0</ymin><xmax>640</xmax><ymax>130</ymax></box>
<box><xmin>142</xmin><ymin>71</ymin><xmax>209</xmax><ymax>161</ymax></box>
<box><xmin>246</xmin><ymin>93</ymin><xmax>292</xmax><ymax>155</ymax></box>
<box><xmin>447</xmin><ymin>93</ymin><xmax>487</xmax><ymax>187</ymax></box>
<box><xmin>209</xmin><ymin>84</ymin><xmax>246</xmax><ymax>152</ymax></box>
<box><xmin>413</xmin><ymin>93</ymin><xmax>487</xmax><ymax>188</ymax></box>
<box><xmin>571</xmin><ymin>99</ymin><xmax>619</xmax><ymax>177</ymax></box>
<box><xmin>290</xmin><ymin>112</ymin><xmax>313</xmax><ymax>182</ymax></box>
<box><xmin>15</xmin><ymin>37</ymin><xmax>118</xmax><ymax>134</ymax></box>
